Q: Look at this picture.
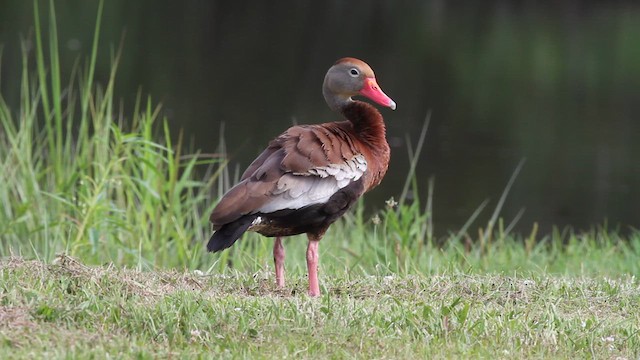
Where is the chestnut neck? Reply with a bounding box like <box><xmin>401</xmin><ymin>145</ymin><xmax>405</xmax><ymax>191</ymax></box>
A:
<box><xmin>340</xmin><ymin>100</ymin><xmax>390</xmax><ymax>191</ymax></box>
<box><xmin>340</xmin><ymin>101</ymin><xmax>388</xmax><ymax>151</ymax></box>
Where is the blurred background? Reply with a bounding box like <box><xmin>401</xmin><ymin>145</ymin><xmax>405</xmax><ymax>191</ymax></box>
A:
<box><xmin>1</xmin><ymin>1</ymin><xmax>639</xmax><ymax>235</ymax></box>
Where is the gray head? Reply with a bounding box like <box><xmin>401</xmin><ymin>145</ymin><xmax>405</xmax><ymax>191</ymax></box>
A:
<box><xmin>322</xmin><ymin>57</ymin><xmax>396</xmax><ymax>112</ymax></box>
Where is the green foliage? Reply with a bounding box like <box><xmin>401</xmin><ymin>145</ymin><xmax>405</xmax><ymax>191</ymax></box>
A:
<box><xmin>0</xmin><ymin>0</ymin><xmax>221</xmax><ymax>269</ymax></box>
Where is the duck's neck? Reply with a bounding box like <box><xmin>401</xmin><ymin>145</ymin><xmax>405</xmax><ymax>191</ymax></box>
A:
<box><xmin>340</xmin><ymin>101</ymin><xmax>388</xmax><ymax>150</ymax></box>
<box><xmin>340</xmin><ymin>101</ymin><xmax>390</xmax><ymax>191</ymax></box>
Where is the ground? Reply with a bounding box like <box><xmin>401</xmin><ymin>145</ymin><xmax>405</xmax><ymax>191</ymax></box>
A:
<box><xmin>1</xmin><ymin>254</ymin><xmax>638</xmax><ymax>359</ymax></box>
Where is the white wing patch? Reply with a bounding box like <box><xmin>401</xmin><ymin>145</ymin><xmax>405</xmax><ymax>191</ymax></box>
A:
<box><xmin>304</xmin><ymin>154</ymin><xmax>367</xmax><ymax>187</ymax></box>
<box><xmin>257</xmin><ymin>154</ymin><xmax>367</xmax><ymax>213</ymax></box>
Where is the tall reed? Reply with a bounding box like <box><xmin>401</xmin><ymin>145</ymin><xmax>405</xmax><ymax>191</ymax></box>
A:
<box><xmin>0</xmin><ymin>0</ymin><xmax>222</xmax><ymax>269</ymax></box>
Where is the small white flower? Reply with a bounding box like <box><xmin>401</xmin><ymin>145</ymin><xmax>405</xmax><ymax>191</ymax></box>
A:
<box><xmin>193</xmin><ymin>270</ymin><xmax>204</xmax><ymax>276</ymax></box>
<box><xmin>385</xmin><ymin>197</ymin><xmax>398</xmax><ymax>208</ymax></box>
<box><xmin>602</xmin><ymin>336</ymin><xmax>615</xmax><ymax>343</ymax></box>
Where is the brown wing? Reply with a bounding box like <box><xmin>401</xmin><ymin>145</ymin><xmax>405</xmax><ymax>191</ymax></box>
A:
<box><xmin>209</xmin><ymin>122</ymin><xmax>367</xmax><ymax>226</ymax></box>
<box><xmin>239</xmin><ymin>146</ymin><xmax>278</xmax><ymax>181</ymax></box>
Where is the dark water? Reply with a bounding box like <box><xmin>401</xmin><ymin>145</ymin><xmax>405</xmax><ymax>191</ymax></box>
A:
<box><xmin>1</xmin><ymin>1</ymin><xmax>639</xmax><ymax>235</ymax></box>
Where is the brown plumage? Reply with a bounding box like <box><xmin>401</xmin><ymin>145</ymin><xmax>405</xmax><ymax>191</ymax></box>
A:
<box><xmin>208</xmin><ymin>58</ymin><xmax>396</xmax><ymax>296</ymax></box>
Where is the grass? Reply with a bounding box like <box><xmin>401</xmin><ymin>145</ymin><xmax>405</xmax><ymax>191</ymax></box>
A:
<box><xmin>1</xmin><ymin>1</ymin><xmax>640</xmax><ymax>358</ymax></box>
<box><xmin>1</xmin><ymin>254</ymin><xmax>639</xmax><ymax>359</ymax></box>
<box><xmin>0</xmin><ymin>0</ymin><xmax>222</xmax><ymax>269</ymax></box>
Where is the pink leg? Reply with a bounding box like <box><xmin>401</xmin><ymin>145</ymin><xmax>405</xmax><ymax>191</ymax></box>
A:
<box><xmin>274</xmin><ymin>237</ymin><xmax>285</xmax><ymax>288</ymax></box>
<box><xmin>306</xmin><ymin>237</ymin><xmax>320</xmax><ymax>297</ymax></box>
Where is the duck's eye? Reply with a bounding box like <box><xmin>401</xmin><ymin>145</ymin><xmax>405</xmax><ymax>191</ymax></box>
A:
<box><xmin>349</xmin><ymin>68</ymin><xmax>359</xmax><ymax>77</ymax></box>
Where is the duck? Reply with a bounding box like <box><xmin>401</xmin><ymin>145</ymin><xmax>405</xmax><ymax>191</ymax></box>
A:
<box><xmin>208</xmin><ymin>57</ymin><xmax>396</xmax><ymax>296</ymax></box>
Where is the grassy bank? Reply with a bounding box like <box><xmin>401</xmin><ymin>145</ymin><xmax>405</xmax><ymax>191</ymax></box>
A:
<box><xmin>1</xmin><ymin>255</ymin><xmax>639</xmax><ymax>359</ymax></box>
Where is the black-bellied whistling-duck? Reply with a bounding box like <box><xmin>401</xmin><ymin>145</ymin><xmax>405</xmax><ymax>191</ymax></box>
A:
<box><xmin>208</xmin><ymin>58</ymin><xmax>396</xmax><ymax>296</ymax></box>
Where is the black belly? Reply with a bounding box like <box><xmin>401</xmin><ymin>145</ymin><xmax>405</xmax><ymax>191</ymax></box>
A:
<box><xmin>251</xmin><ymin>179</ymin><xmax>364</xmax><ymax>237</ymax></box>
